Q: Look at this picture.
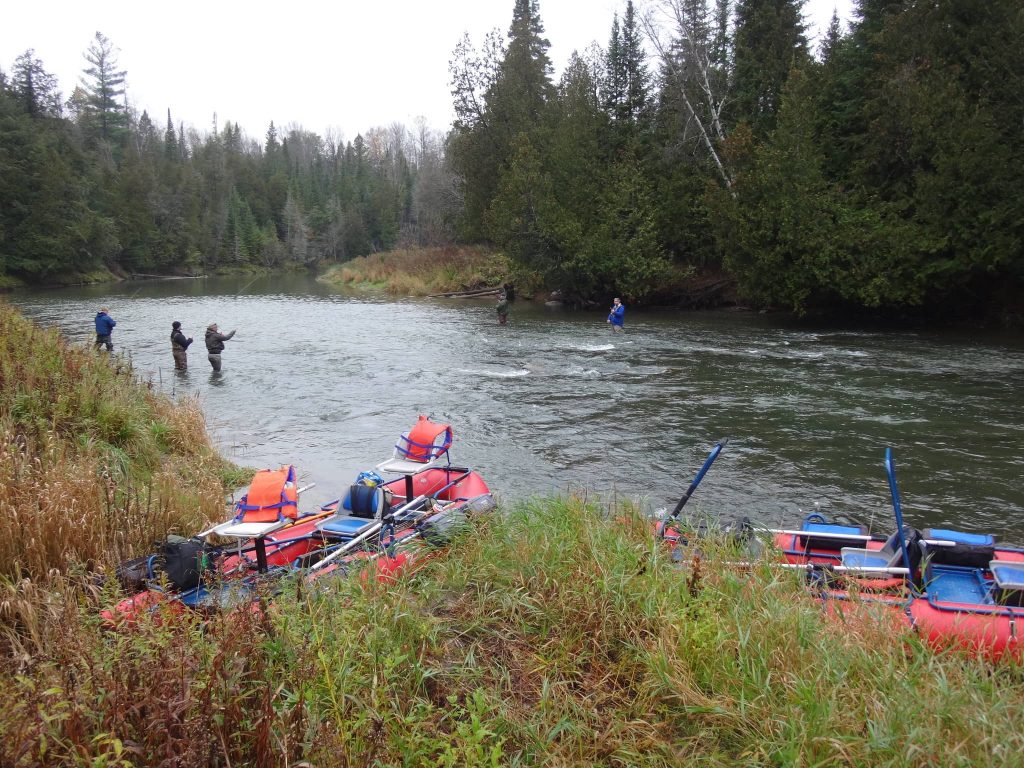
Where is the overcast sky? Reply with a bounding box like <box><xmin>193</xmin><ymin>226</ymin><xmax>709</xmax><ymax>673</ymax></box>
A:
<box><xmin>3</xmin><ymin>0</ymin><xmax>853</xmax><ymax>142</ymax></box>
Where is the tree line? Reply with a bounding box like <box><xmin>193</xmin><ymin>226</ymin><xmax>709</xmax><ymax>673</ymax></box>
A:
<box><xmin>2</xmin><ymin>2</ymin><xmax>1023</xmax><ymax>320</ymax></box>
<box><xmin>0</xmin><ymin>32</ymin><xmax>458</xmax><ymax>281</ymax></box>
<box><xmin>449</xmin><ymin>0</ymin><xmax>1023</xmax><ymax>319</ymax></box>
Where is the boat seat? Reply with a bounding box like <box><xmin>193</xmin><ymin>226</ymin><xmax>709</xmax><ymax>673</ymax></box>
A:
<box><xmin>794</xmin><ymin>522</ymin><xmax>870</xmax><ymax>550</ymax></box>
<box><xmin>375</xmin><ymin>415</ymin><xmax>453</xmax><ymax>499</ymax></box>
<box><xmin>211</xmin><ymin>465</ymin><xmax>301</xmax><ymax>541</ymax></box>
<box><xmin>841</xmin><ymin>527</ymin><xmax>922</xmax><ymax>572</ymax></box>
<box><xmin>317</xmin><ymin>483</ymin><xmax>387</xmax><ymax>540</ymax></box>
<box><xmin>375</xmin><ymin>455</ymin><xmax>444</xmax><ymax>476</ymax></box>
<box><xmin>991</xmin><ymin>561</ymin><xmax>1024</xmax><ymax>607</ymax></box>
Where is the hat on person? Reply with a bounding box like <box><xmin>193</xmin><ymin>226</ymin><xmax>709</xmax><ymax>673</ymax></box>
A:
<box><xmin>207</xmin><ymin>323</ymin><xmax>218</xmax><ymax>331</ymax></box>
<box><xmin>172</xmin><ymin>321</ymin><xmax>181</xmax><ymax>329</ymax></box>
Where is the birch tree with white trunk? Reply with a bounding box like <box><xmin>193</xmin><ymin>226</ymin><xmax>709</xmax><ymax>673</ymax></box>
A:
<box><xmin>642</xmin><ymin>0</ymin><xmax>734</xmax><ymax>190</ymax></box>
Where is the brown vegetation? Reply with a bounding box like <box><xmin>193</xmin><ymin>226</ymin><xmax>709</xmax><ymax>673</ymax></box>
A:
<box><xmin>321</xmin><ymin>246</ymin><xmax>515</xmax><ymax>296</ymax></box>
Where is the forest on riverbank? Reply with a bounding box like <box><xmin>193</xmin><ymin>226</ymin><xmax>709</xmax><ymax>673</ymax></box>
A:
<box><xmin>2</xmin><ymin>0</ymin><xmax>1021</xmax><ymax>321</ymax></box>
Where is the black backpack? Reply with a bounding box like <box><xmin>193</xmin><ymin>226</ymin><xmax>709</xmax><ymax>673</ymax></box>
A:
<box><xmin>158</xmin><ymin>535</ymin><xmax>212</xmax><ymax>590</ymax></box>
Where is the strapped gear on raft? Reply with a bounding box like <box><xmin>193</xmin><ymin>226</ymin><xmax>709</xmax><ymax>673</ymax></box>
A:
<box><xmin>395</xmin><ymin>415</ymin><xmax>453</xmax><ymax>463</ymax></box>
<box><xmin>231</xmin><ymin>465</ymin><xmax>300</xmax><ymax>523</ymax></box>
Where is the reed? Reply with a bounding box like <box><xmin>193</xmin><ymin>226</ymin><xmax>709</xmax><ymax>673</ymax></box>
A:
<box><xmin>320</xmin><ymin>246</ymin><xmax>512</xmax><ymax>296</ymax></box>
<box><xmin>3</xmin><ymin>496</ymin><xmax>1022</xmax><ymax>766</ymax></box>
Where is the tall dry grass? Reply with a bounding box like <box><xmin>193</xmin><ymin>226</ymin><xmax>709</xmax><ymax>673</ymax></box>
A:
<box><xmin>0</xmin><ymin>303</ymin><xmax>239</xmax><ymax>584</ymax></box>
<box><xmin>4</xmin><ymin>496</ymin><xmax>1022</xmax><ymax>766</ymax></box>
<box><xmin>321</xmin><ymin>246</ymin><xmax>513</xmax><ymax>295</ymax></box>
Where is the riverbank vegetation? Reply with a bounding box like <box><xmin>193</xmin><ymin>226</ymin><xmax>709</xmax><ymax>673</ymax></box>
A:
<box><xmin>0</xmin><ymin>303</ymin><xmax>245</xmax><ymax>585</ymax></box>
<box><xmin>2</xmin><ymin>2</ymin><xmax>1021</xmax><ymax>316</ymax></box>
<box><xmin>1</xmin><ymin>307</ymin><xmax>1021</xmax><ymax>765</ymax></box>
<box><xmin>320</xmin><ymin>245</ymin><xmax>516</xmax><ymax>296</ymax></box>
<box><xmin>3</xmin><ymin>496</ymin><xmax>1022</xmax><ymax>765</ymax></box>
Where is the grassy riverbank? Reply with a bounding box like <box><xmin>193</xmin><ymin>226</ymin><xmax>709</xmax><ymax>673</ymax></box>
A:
<box><xmin>0</xmin><ymin>302</ymin><xmax>247</xmax><ymax>586</ymax></box>
<box><xmin>2</xmin><ymin>498</ymin><xmax>1022</xmax><ymax>766</ymax></box>
<box><xmin>320</xmin><ymin>246</ymin><xmax>527</xmax><ymax>296</ymax></box>
<box><xmin>2</xmin><ymin>304</ymin><xmax>1022</xmax><ymax>766</ymax></box>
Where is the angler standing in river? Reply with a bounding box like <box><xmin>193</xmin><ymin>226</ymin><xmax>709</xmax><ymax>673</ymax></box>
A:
<box><xmin>496</xmin><ymin>291</ymin><xmax>509</xmax><ymax>325</ymax></box>
<box><xmin>94</xmin><ymin>307</ymin><xmax>116</xmax><ymax>351</ymax></box>
<box><xmin>170</xmin><ymin>321</ymin><xmax>193</xmax><ymax>370</ymax></box>
<box><xmin>205</xmin><ymin>323</ymin><xmax>236</xmax><ymax>372</ymax></box>
<box><xmin>607</xmin><ymin>297</ymin><xmax>625</xmax><ymax>333</ymax></box>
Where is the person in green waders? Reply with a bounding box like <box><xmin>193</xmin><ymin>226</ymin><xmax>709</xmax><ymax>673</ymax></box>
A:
<box><xmin>496</xmin><ymin>291</ymin><xmax>509</xmax><ymax>325</ymax></box>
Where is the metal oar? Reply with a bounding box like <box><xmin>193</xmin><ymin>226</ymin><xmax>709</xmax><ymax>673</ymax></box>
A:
<box><xmin>308</xmin><ymin>494</ymin><xmax>432</xmax><ymax>572</ymax></box>
<box><xmin>656</xmin><ymin>439</ymin><xmax>728</xmax><ymax>538</ymax></box>
<box><xmin>724</xmin><ymin>560</ymin><xmax>911</xmax><ymax>576</ymax></box>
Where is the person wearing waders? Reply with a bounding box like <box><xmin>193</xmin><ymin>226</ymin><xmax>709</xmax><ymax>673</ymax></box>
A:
<box><xmin>170</xmin><ymin>321</ymin><xmax>193</xmax><ymax>370</ymax></box>
<box><xmin>496</xmin><ymin>291</ymin><xmax>509</xmax><ymax>325</ymax></box>
<box><xmin>205</xmin><ymin>323</ymin><xmax>236</xmax><ymax>372</ymax></box>
<box><xmin>94</xmin><ymin>307</ymin><xmax>116</xmax><ymax>351</ymax></box>
<box><xmin>607</xmin><ymin>297</ymin><xmax>625</xmax><ymax>333</ymax></box>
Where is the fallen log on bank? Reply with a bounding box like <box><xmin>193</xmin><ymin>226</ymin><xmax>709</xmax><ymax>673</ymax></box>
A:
<box><xmin>428</xmin><ymin>287</ymin><xmax>502</xmax><ymax>298</ymax></box>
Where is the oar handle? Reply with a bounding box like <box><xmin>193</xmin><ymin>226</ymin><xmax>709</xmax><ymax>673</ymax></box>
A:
<box><xmin>668</xmin><ymin>438</ymin><xmax>729</xmax><ymax>519</ymax></box>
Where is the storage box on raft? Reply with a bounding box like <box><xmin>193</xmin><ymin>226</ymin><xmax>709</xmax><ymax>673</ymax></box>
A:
<box><xmin>922</xmin><ymin>528</ymin><xmax>996</xmax><ymax>570</ymax></box>
<box><xmin>990</xmin><ymin>561</ymin><xmax>1024</xmax><ymax>608</ymax></box>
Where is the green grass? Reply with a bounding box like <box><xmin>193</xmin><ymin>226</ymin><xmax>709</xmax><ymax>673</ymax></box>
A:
<box><xmin>2</xmin><ymin>497</ymin><xmax>1022</xmax><ymax>766</ymax></box>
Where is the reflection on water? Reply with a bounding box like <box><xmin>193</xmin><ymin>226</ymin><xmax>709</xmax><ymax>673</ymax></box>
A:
<box><xmin>9</xmin><ymin>274</ymin><xmax>1024</xmax><ymax>538</ymax></box>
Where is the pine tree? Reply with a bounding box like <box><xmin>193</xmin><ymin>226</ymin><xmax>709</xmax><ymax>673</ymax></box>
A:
<box><xmin>11</xmin><ymin>50</ymin><xmax>62</xmax><ymax>118</ymax></box>
<box><xmin>604</xmin><ymin>1</ymin><xmax>651</xmax><ymax>141</ymax></box>
<box><xmin>731</xmin><ymin>0</ymin><xmax>808</xmax><ymax>137</ymax></box>
<box><xmin>78</xmin><ymin>31</ymin><xmax>129</xmax><ymax>146</ymax></box>
<box><xmin>819</xmin><ymin>11</ymin><xmax>844</xmax><ymax>64</ymax></box>
<box><xmin>602</xmin><ymin>14</ymin><xmax>626</xmax><ymax>118</ymax></box>
<box><xmin>164</xmin><ymin>109</ymin><xmax>179</xmax><ymax>161</ymax></box>
<box><xmin>620</xmin><ymin>1</ymin><xmax>650</xmax><ymax>126</ymax></box>
<box><xmin>448</xmin><ymin>0</ymin><xmax>556</xmax><ymax>238</ymax></box>
<box><xmin>496</xmin><ymin>0</ymin><xmax>555</xmax><ymax>126</ymax></box>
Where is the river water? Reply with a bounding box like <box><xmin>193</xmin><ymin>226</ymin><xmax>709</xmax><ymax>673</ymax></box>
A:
<box><xmin>8</xmin><ymin>274</ymin><xmax>1024</xmax><ymax>538</ymax></box>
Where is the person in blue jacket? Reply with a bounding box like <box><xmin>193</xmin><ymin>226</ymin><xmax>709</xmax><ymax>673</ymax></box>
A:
<box><xmin>94</xmin><ymin>307</ymin><xmax>116</xmax><ymax>351</ymax></box>
<box><xmin>607</xmin><ymin>297</ymin><xmax>625</xmax><ymax>333</ymax></box>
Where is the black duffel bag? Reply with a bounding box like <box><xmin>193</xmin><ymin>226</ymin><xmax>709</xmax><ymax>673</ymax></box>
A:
<box><xmin>157</xmin><ymin>535</ymin><xmax>212</xmax><ymax>591</ymax></box>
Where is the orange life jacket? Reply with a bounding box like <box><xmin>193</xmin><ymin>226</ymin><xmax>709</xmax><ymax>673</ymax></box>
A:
<box><xmin>396</xmin><ymin>415</ymin><xmax>453</xmax><ymax>462</ymax></box>
<box><xmin>233</xmin><ymin>466</ymin><xmax>299</xmax><ymax>522</ymax></box>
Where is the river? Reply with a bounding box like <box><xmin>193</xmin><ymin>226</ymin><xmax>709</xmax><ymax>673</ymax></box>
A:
<box><xmin>8</xmin><ymin>273</ymin><xmax>1024</xmax><ymax>538</ymax></box>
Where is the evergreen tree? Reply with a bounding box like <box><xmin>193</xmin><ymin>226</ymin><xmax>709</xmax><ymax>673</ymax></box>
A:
<box><xmin>713</xmin><ymin>70</ymin><xmax>924</xmax><ymax>312</ymax></box>
<box><xmin>164</xmin><ymin>109</ymin><xmax>179</xmax><ymax>161</ymax></box>
<box><xmin>620</xmin><ymin>1</ymin><xmax>650</xmax><ymax>127</ymax></box>
<box><xmin>602</xmin><ymin>14</ymin><xmax>626</xmax><ymax>119</ymax></box>
<box><xmin>11</xmin><ymin>50</ymin><xmax>62</xmax><ymax>118</ymax></box>
<box><xmin>78</xmin><ymin>32</ymin><xmax>129</xmax><ymax>147</ymax></box>
<box><xmin>731</xmin><ymin>0</ymin><xmax>808</xmax><ymax>137</ymax></box>
<box><xmin>603</xmin><ymin>1</ymin><xmax>651</xmax><ymax>142</ymax></box>
<box><xmin>448</xmin><ymin>0</ymin><xmax>555</xmax><ymax>238</ymax></box>
<box><xmin>819</xmin><ymin>11</ymin><xmax>844</xmax><ymax>64</ymax></box>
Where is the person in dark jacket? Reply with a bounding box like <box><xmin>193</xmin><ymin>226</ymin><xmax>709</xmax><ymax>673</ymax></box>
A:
<box><xmin>94</xmin><ymin>307</ymin><xmax>116</xmax><ymax>351</ymax></box>
<box><xmin>205</xmin><ymin>323</ymin><xmax>236</xmax><ymax>372</ymax></box>
<box><xmin>170</xmin><ymin>321</ymin><xmax>193</xmax><ymax>370</ymax></box>
<box><xmin>496</xmin><ymin>292</ymin><xmax>509</xmax><ymax>325</ymax></box>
